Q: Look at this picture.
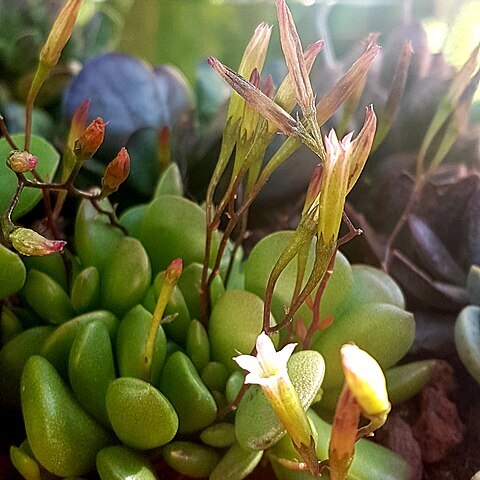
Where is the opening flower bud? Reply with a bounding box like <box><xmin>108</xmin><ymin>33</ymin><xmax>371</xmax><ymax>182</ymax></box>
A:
<box><xmin>101</xmin><ymin>147</ymin><xmax>130</xmax><ymax>197</ymax></box>
<box><xmin>340</xmin><ymin>344</ymin><xmax>390</xmax><ymax>419</ymax></box>
<box><xmin>74</xmin><ymin>117</ymin><xmax>107</xmax><ymax>161</ymax></box>
<box><xmin>9</xmin><ymin>228</ymin><xmax>66</xmax><ymax>257</ymax></box>
<box><xmin>7</xmin><ymin>150</ymin><xmax>38</xmax><ymax>173</ymax></box>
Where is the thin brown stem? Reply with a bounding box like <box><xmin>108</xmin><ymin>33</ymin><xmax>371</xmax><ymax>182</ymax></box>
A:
<box><xmin>217</xmin><ymin>381</ymin><xmax>249</xmax><ymax>419</ymax></box>
<box><xmin>337</xmin><ymin>211</ymin><xmax>362</xmax><ymax>247</ymax></box>
<box><xmin>91</xmin><ymin>199</ymin><xmax>128</xmax><ymax>235</ymax></box>
<box><xmin>217</xmin><ymin>341</ymin><xmax>258</xmax><ymax>419</ymax></box>
<box><xmin>0</xmin><ymin>116</ymin><xmax>18</xmax><ymax>150</ymax></box>
<box><xmin>31</xmin><ymin>170</ymin><xmax>58</xmax><ymax>239</ymax></box>
<box><xmin>224</xmin><ymin>208</ymin><xmax>249</xmax><ymax>287</ymax></box>
<box><xmin>201</xmin><ymin>166</ymin><xmax>248</xmax><ymax>323</ymax></box>
<box><xmin>382</xmin><ymin>178</ymin><xmax>425</xmax><ymax>271</ymax></box>
<box><xmin>206</xmin><ymin>213</ymin><xmax>238</xmax><ymax>298</ymax></box>
<box><xmin>3</xmin><ymin>175</ymin><xmax>25</xmax><ymax>227</ymax></box>
<box><xmin>303</xmin><ymin>251</ymin><xmax>336</xmax><ymax>349</ymax></box>
<box><xmin>200</xmin><ymin>221</ymin><xmax>215</xmax><ymax>322</ymax></box>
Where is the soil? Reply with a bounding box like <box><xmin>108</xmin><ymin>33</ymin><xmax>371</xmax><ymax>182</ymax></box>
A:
<box><xmin>377</xmin><ymin>359</ymin><xmax>480</xmax><ymax>480</ymax></box>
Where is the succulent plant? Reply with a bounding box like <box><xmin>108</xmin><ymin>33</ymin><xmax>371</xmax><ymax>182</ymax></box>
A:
<box><xmin>5</xmin><ymin>1</ymin><xmax>471</xmax><ymax>479</ymax></box>
<box><xmin>455</xmin><ymin>265</ymin><xmax>480</xmax><ymax>384</ymax></box>
<box><xmin>0</xmin><ymin>164</ymin><xmax>421</xmax><ymax>480</ymax></box>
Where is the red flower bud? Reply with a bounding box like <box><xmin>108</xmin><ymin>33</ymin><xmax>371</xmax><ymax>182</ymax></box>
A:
<box><xmin>101</xmin><ymin>147</ymin><xmax>130</xmax><ymax>196</ymax></box>
<box><xmin>7</xmin><ymin>150</ymin><xmax>38</xmax><ymax>173</ymax></box>
<box><xmin>74</xmin><ymin>117</ymin><xmax>107</xmax><ymax>161</ymax></box>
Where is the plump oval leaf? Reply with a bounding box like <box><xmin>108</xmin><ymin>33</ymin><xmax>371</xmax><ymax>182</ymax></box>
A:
<box><xmin>159</xmin><ymin>351</ymin><xmax>217</xmax><ymax>434</ymax></box>
<box><xmin>21</xmin><ymin>356</ymin><xmax>113</xmax><ymax>477</ymax></box>
<box><xmin>106</xmin><ymin>377</ymin><xmax>178</xmax><ymax>450</ymax></box>
<box><xmin>455</xmin><ymin>305</ymin><xmax>480</xmax><ymax>384</ymax></box>
<box><xmin>312</xmin><ymin>303</ymin><xmax>415</xmax><ymax>391</ymax></box>
<box><xmin>0</xmin><ymin>243</ymin><xmax>26</xmax><ymax>300</ymax></box>
<box><xmin>96</xmin><ymin>445</ymin><xmax>158</xmax><ymax>480</ymax></box>
<box><xmin>208</xmin><ymin>290</ymin><xmax>277</xmax><ymax>373</ymax></box>
<box><xmin>162</xmin><ymin>441</ymin><xmax>220</xmax><ymax>479</ymax></box>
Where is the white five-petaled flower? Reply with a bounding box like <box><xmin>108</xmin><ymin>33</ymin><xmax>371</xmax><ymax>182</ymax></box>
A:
<box><xmin>233</xmin><ymin>332</ymin><xmax>319</xmax><ymax>476</ymax></box>
<box><xmin>233</xmin><ymin>331</ymin><xmax>297</xmax><ymax>386</ymax></box>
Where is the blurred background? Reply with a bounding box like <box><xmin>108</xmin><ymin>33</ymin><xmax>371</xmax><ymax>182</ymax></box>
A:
<box><xmin>119</xmin><ymin>0</ymin><xmax>480</xmax><ymax>88</ymax></box>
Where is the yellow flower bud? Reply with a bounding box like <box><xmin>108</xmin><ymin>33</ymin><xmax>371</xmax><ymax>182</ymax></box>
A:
<box><xmin>340</xmin><ymin>344</ymin><xmax>390</xmax><ymax>418</ymax></box>
<box><xmin>40</xmin><ymin>0</ymin><xmax>84</xmax><ymax>69</ymax></box>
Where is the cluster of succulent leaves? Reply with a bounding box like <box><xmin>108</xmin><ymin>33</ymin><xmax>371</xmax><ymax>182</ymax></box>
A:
<box><xmin>455</xmin><ymin>265</ymin><xmax>480</xmax><ymax>385</ymax></box>
<box><xmin>0</xmin><ymin>163</ymin><xmax>427</xmax><ymax>480</ymax></box>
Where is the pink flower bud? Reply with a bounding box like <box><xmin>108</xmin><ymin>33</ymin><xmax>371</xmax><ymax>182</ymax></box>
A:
<box><xmin>101</xmin><ymin>147</ymin><xmax>130</xmax><ymax>196</ymax></box>
<box><xmin>9</xmin><ymin>228</ymin><xmax>66</xmax><ymax>256</ymax></box>
<box><xmin>165</xmin><ymin>258</ymin><xmax>183</xmax><ymax>285</ymax></box>
<box><xmin>74</xmin><ymin>117</ymin><xmax>107</xmax><ymax>161</ymax></box>
<box><xmin>7</xmin><ymin>150</ymin><xmax>38</xmax><ymax>173</ymax></box>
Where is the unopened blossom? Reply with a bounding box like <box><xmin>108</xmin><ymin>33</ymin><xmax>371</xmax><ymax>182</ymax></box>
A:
<box><xmin>74</xmin><ymin>117</ymin><xmax>107</xmax><ymax>161</ymax></box>
<box><xmin>209</xmin><ymin>57</ymin><xmax>298</xmax><ymax>136</ymax></box>
<box><xmin>317</xmin><ymin>130</ymin><xmax>352</xmax><ymax>243</ymax></box>
<box><xmin>7</xmin><ymin>151</ymin><xmax>38</xmax><ymax>173</ymax></box>
<box><xmin>318</xmin><ymin>107</ymin><xmax>377</xmax><ymax>243</ymax></box>
<box><xmin>275</xmin><ymin>0</ymin><xmax>315</xmax><ymax>114</ymax></box>
<box><xmin>101</xmin><ymin>147</ymin><xmax>130</xmax><ymax>197</ymax></box>
<box><xmin>9</xmin><ymin>228</ymin><xmax>66</xmax><ymax>256</ymax></box>
<box><xmin>40</xmin><ymin>0</ymin><xmax>84</xmax><ymax>69</ymax></box>
<box><xmin>328</xmin><ymin>345</ymin><xmax>390</xmax><ymax>480</ymax></box>
<box><xmin>340</xmin><ymin>344</ymin><xmax>390</xmax><ymax>419</ymax></box>
<box><xmin>228</xmin><ymin>22</ymin><xmax>272</xmax><ymax>126</ymax></box>
<box><xmin>67</xmin><ymin>99</ymin><xmax>90</xmax><ymax>150</ymax></box>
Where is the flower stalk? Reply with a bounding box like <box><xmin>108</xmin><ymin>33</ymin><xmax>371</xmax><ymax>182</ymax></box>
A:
<box><xmin>24</xmin><ymin>0</ymin><xmax>84</xmax><ymax>151</ymax></box>
<box><xmin>144</xmin><ymin>259</ymin><xmax>183</xmax><ymax>382</ymax></box>
<box><xmin>328</xmin><ymin>344</ymin><xmax>391</xmax><ymax>480</ymax></box>
<box><xmin>202</xmin><ymin>0</ymin><xmax>379</xmax><ymax>332</ymax></box>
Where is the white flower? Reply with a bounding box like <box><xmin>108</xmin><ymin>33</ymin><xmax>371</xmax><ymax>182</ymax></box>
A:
<box><xmin>233</xmin><ymin>332</ymin><xmax>319</xmax><ymax>476</ymax></box>
<box><xmin>233</xmin><ymin>331</ymin><xmax>296</xmax><ymax>386</ymax></box>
